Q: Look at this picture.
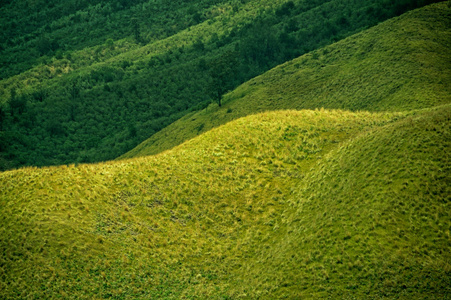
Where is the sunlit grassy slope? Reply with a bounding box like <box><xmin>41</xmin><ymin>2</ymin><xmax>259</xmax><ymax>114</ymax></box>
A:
<box><xmin>229</xmin><ymin>106</ymin><xmax>451</xmax><ymax>298</ymax></box>
<box><xmin>1</xmin><ymin>104</ymin><xmax>450</xmax><ymax>298</ymax></box>
<box><xmin>1</xmin><ymin>2</ymin><xmax>450</xmax><ymax>299</ymax></box>
<box><xmin>120</xmin><ymin>1</ymin><xmax>451</xmax><ymax>160</ymax></box>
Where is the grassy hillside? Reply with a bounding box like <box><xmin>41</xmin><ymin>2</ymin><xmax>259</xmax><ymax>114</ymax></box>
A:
<box><xmin>228</xmin><ymin>105</ymin><xmax>451</xmax><ymax>298</ymax></box>
<box><xmin>1</xmin><ymin>2</ymin><xmax>450</xmax><ymax>299</ymax></box>
<box><xmin>0</xmin><ymin>0</ymin><xmax>234</xmax><ymax>79</ymax></box>
<box><xmin>1</xmin><ymin>104</ymin><xmax>449</xmax><ymax>298</ymax></box>
<box><xmin>120</xmin><ymin>1</ymin><xmax>451</xmax><ymax>160</ymax></box>
<box><xmin>0</xmin><ymin>0</ymin><xmax>441</xmax><ymax>170</ymax></box>
<box><xmin>0</xmin><ymin>108</ymin><xmax>412</xmax><ymax>298</ymax></box>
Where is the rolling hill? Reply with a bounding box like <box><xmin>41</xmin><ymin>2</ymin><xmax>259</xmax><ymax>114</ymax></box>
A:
<box><xmin>228</xmin><ymin>105</ymin><xmax>451</xmax><ymax>298</ymax></box>
<box><xmin>120</xmin><ymin>1</ymin><xmax>451</xmax><ymax>160</ymax></box>
<box><xmin>0</xmin><ymin>0</ymin><xmax>443</xmax><ymax>170</ymax></box>
<box><xmin>1</xmin><ymin>1</ymin><xmax>450</xmax><ymax>299</ymax></box>
<box><xmin>0</xmin><ymin>107</ymin><xmax>432</xmax><ymax>299</ymax></box>
<box><xmin>1</xmin><ymin>106</ymin><xmax>449</xmax><ymax>298</ymax></box>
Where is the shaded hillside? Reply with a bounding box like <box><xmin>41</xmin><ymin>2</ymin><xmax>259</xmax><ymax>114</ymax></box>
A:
<box><xmin>0</xmin><ymin>0</ymin><xmax>233</xmax><ymax>79</ymax></box>
<box><xmin>120</xmin><ymin>1</ymin><xmax>451</xmax><ymax>160</ymax></box>
<box><xmin>0</xmin><ymin>0</ymin><xmax>441</xmax><ymax>170</ymax></box>
<box><xmin>0</xmin><ymin>108</ymin><xmax>407</xmax><ymax>299</ymax></box>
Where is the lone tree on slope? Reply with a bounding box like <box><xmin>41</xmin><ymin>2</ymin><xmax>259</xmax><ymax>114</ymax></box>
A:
<box><xmin>208</xmin><ymin>51</ymin><xmax>238</xmax><ymax>107</ymax></box>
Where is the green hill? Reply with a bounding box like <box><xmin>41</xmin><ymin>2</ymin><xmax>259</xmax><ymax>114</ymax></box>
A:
<box><xmin>1</xmin><ymin>105</ymin><xmax>449</xmax><ymax>298</ymax></box>
<box><xmin>0</xmin><ymin>107</ymin><xmax>421</xmax><ymax>298</ymax></box>
<box><xmin>0</xmin><ymin>0</ymin><xmax>442</xmax><ymax>170</ymax></box>
<box><xmin>1</xmin><ymin>2</ymin><xmax>450</xmax><ymax>299</ymax></box>
<box><xmin>229</xmin><ymin>106</ymin><xmax>451</xmax><ymax>298</ymax></box>
<box><xmin>120</xmin><ymin>1</ymin><xmax>451</xmax><ymax>160</ymax></box>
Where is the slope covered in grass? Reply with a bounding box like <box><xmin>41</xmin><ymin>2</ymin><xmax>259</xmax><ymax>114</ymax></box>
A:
<box><xmin>1</xmin><ymin>108</ymin><xmax>410</xmax><ymax>298</ymax></box>
<box><xmin>0</xmin><ymin>0</ymin><xmax>442</xmax><ymax>170</ymax></box>
<box><xmin>120</xmin><ymin>1</ymin><xmax>451</xmax><ymax>160</ymax></box>
<box><xmin>228</xmin><ymin>105</ymin><xmax>451</xmax><ymax>298</ymax></box>
<box><xmin>2</xmin><ymin>104</ymin><xmax>450</xmax><ymax>298</ymax></box>
<box><xmin>1</xmin><ymin>2</ymin><xmax>450</xmax><ymax>298</ymax></box>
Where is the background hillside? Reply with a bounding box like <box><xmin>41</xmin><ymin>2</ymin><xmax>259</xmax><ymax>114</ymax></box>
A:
<box><xmin>1</xmin><ymin>2</ymin><xmax>450</xmax><ymax>298</ymax></box>
<box><xmin>0</xmin><ymin>0</ymin><xmax>443</xmax><ymax>170</ymax></box>
<box><xmin>120</xmin><ymin>1</ymin><xmax>451</xmax><ymax>159</ymax></box>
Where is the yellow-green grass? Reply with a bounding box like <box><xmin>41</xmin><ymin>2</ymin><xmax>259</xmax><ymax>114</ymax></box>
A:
<box><xmin>120</xmin><ymin>1</ymin><xmax>451</xmax><ymax>160</ymax></box>
<box><xmin>227</xmin><ymin>105</ymin><xmax>451</xmax><ymax>298</ymax></box>
<box><xmin>1</xmin><ymin>108</ymin><xmax>414</xmax><ymax>298</ymax></box>
<box><xmin>1</xmin><ymin>2</ymin><xmax>450</xmax><ymax>298</ymax></box>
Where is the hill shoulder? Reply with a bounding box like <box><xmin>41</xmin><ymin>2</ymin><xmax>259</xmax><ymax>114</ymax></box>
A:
<box><xmin>234</xmin><ymin>105</ymin><xmax>451</xmax><ymax>298</ymax></box>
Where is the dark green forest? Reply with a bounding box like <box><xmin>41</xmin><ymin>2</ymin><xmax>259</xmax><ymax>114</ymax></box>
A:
<box><xmin>0</xmin><ymin>0</ymin><xmax>443</xmax><ymax>170</ymax></box>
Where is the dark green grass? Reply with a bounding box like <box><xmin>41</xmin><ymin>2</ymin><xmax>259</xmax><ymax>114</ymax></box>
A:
<box><xmin>0</xmin><ymin>0</ymin><xmax>443</xmax><ymax>170</ymax></box>
<box><xmin>120</xmin><ymin>1</ymin><xmax>451</xmax><ymax>160</ymax></box>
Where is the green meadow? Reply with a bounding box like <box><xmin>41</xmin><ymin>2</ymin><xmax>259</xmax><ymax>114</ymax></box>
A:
<box><xmin>1</xmin><ymin>1</ymin><xmax>450</xmax><ymax>299</ymax></box>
